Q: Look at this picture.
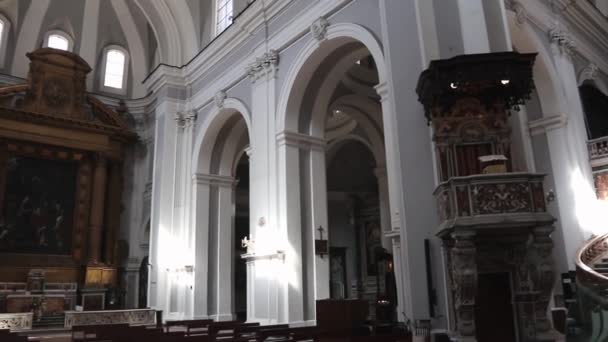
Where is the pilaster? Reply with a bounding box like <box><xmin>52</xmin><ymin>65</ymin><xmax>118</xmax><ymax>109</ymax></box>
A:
<box><xmin>88</xmin><ymin>153</ymin><xmax>108</xmax><ymax>264</ymax></box>
<box><xmin>546</xmin><ymin>24</ymin><xmax>593</xmax><ymax>267</ymax></box>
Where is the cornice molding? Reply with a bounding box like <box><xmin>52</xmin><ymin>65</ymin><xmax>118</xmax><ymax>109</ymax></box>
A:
<box><xmin>528</xmin><ymin>113</ymin><xmax>568</xmax><ymax>136</ymax></box>
<box><xmin>276</xmin><ymin>130</ymin><xmax>326</xmax><ymax>151</ymax></box>
<box><xmin>522</xmin><ymin>0</ymin><xmax>608</xmax><ymax>74</ymax></box>
<box><xmin>144</xmin><ymin>0</ymin><xmax>352</xmax><ymax>111</ymax></box>
<box><xmin>192</xmin><ymin>173</ymin><xmax>237</xmax><ymax>187</ymax></box>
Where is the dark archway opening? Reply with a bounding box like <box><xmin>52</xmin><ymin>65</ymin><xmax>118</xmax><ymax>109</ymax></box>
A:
<box><xmin>234</xmin><ymin>155</ymin><xmax>249</xmax><ymax>321</ymax></box>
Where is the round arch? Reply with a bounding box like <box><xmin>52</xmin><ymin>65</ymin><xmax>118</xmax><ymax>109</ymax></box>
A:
<box><xmin>192</xmin><ymin>97</ymin><xmax>252</xmax><ymax>175</ymax></box>
<box><xmin>328</xmin><ymin>97</ymin><xmax>385</xmax><ymax>166</ymax></box>
<box><xmin>277</xmin><ymin>22</ymin><xmax>387</xmax><ymax>134</ymax></box>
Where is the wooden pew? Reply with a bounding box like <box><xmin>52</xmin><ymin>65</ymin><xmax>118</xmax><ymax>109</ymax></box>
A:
<box><xmin>255</xmin><ymin>326</ymin><xmax>321</xmax><ymax>342</ymax></box>
<box><xmin>72</xmin><ymin>323</ymin><xmax>130</xmax><ymax>341</ymax></box>
<box><xmin>208</xmin><ymin>321</ymin><xmax>259</xmax><ymax>339</ymax></box>
<box><xmin>185</xmin><ymin>319</ymin><xmax>214</xmax><ymax>336</ymax></box>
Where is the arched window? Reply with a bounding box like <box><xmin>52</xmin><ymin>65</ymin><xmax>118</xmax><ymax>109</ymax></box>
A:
<box><xmin>215</xmin><ymin>0</ymin><xmax>233</xmax><ymax>35</ymax></box>
<box><xmin>100</xmin><ymin>46</ymin><xmax>129</xmax><ymax>95</ymax></box>
<box><xmin>0</xmin><ymin>13</ymin><xmax>11</xmax><ymax>68</ymax></box>
<box><xmin>43</xmin><ymin>30</ymin><xmax>73</xmax><ymax>52</ymax></box>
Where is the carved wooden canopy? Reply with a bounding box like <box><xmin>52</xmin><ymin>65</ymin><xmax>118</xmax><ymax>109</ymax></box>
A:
<box><xmin>0</xmin><ymin>48</ymin><xmax>136</xmax><ymax>159</ymax></box>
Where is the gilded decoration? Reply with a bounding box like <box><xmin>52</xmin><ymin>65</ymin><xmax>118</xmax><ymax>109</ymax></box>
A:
<box><xmin>0</xmin><ymin>48</ymin><xmax>134</xmax><ymax>298</ymax></box>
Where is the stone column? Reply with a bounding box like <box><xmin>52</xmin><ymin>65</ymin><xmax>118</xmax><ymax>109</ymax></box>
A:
<box><xmin>276</xmin><ymin>132</ymin><xmax>304</xmax><ymax>324</ymax></box>
<box><xmin>377</xmin><ymin>0</ymin><xmax>440</xmax><ymax>321</ymax></box>
<box><xmin>88</xmin><ymin>153</ymin><xmax>108</xmax><ymax>264</ymax></box>
<box><xmin>450</xmin><ymin>230</ymin><xmax>477</xmax><ymax>341</ymax></box>
<box><xmin>530</xmin><ymin>226</ymin><xmax>555</xmax><ymax>339</ymax></box>
<box><xmin>192</xmin><ymin>173</ymin><xmax>211</xmax><ymax>319</ymax></box>
<box><xmin>456</xmin><ymin>0</ymin><xmax>490</xmax><ymax>53</ymax></box>
<box><xmin>390</xmin><ymin>235</ymin><xmax>406</xmax><ymax>323</ymax></box>
<box><xmin>310</xmin><ymin>141</ymin><xmax>330</xmax><ymax>303</ymax></box>
<box><xmin>215</xmin><ymin>177</ymin><xmax>237</xmax><ymax>321</ymax></box>
<box><xmin>148</xmin><ymin>101</ymin><xmax>181</xmax><ymax>314</ymax></box>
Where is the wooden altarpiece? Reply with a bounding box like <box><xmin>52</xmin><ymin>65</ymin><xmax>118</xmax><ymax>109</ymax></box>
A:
<box><xmin>0</xmin><ymin>48</ymin><xmax>135</xmax><ymax>298</ymax></box>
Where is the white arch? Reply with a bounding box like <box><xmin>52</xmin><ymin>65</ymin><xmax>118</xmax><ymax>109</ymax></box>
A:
<box><xmin>507</xmin><ymin>12</ymin><xmax>565</xmax><ymax>116</ymax></box>
<box><xmin>307</xmin><ymin>47</ymin><xmax>370</xmax><ymax>137</ymax></box>
<box><xmin>326</xmin><ymin>134</ymin><xmax>376</xmax><ymax>167</ymax></box>
<box><xmin>276</xmin><ymin>22</ymin><xmax>387</xmax><ymax>133</ymax></box>
<box><xmin>192</xmin><ymin>97</ymin><xmax>252</xmax><ymax>175</ymax></box>
<box><xmin>134</xmin><ymin>0</ymin><xmax>181</xmax><ymax>65</ymax></box>
<box><xmin>12</xmin><ymin>0</ymin><xmax>51</xmax><ymax>77</ymax></box>
<box><xmin>218</xmin><ymin>120</ymin><xmax>249</xmax><ymax>176</ymax></box>
<box><xmin>578</xmin><ymin>68</ymin><xmax>608</xmax><ymax>96</ymax></box>
<box><xmin>328</xmin><ymin>95</ymin><xmax>386</xmax><ymax>165</ymax></box>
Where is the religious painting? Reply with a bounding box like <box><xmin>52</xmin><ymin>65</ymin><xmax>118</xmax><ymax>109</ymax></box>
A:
<box><xmin>0</xmin><ymin>156</ymin><xmax>78</xmax><ymax>254</ymax></box>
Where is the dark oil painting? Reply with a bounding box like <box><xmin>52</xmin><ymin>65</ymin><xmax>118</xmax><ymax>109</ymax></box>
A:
<box><xmin>0</xmin><ymin>157</ymin><xmax>77</xmax><ymax>254</ymax></box>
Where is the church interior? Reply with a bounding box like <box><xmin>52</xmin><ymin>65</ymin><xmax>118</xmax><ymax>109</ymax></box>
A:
<box><xmin>0</xmin><ymin>0</ymin><xmax>607</xmax><ymax>341</ymax></box>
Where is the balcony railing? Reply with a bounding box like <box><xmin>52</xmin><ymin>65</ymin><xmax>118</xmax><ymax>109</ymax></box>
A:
<box><xmin>588</xmin><ymin>136</ymin><xmax>608</xmax><ymax>166</ymax></box>
<box><xmin>433</xmin><ymin>173</ymin><xmax>554</xmax><ymax>236</ymax></box>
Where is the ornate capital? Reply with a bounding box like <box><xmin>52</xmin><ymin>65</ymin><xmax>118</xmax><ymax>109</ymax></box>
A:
<box><xmin>214</xmin><ymin>90</ymin><xmax>227</xmax><ymax>109</ymax></box>
<box><xmin>504</xmin><ymin>0</ymin><xmax>527</xmax><ymax>25</ymax></box>
<box><xmin>549</xmin><ymin>26</ymin><xmax>576</xmax><ymax>56</ymax></box>
<box><xmin>310</xmin><ymin>17</ymin><xmax>329</xmax><ymax>41</ymax></box>
<box><xmin>175</xmin><ymin>110</ymin><xmax>196</xmax><ymax>128</ymax></box>
<box><xmin>174</xmin><ymin>111</ymin><xmax>186</xmax><ymax>128</ymax></box>
<box><xmin>276</xmin><ymin>130</ymin><xmax>326</xmax><ymax>151</ymax></box>
<box><xmin>247</xmin><ymin>50</ymin><xmax>279</xmax><ymax>82</ymax></box>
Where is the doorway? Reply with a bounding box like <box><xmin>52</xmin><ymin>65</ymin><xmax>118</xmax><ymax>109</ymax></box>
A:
<box><xmin>475</xmin><ymin>272</ymin><xmax>517</xmax><ymax>342</ymax></box>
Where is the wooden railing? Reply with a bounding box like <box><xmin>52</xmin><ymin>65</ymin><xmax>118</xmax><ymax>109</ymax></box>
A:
<box><xmin>576</xmin><ymin>233</ymin><xmax>608</xmax><ymax>294</ymax></box>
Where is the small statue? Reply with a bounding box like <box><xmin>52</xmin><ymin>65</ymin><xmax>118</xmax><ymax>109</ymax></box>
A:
<box><xmin>241</xmin><ymin>236</ymin><xmax>255</xmax><ymax>254</ymax></box>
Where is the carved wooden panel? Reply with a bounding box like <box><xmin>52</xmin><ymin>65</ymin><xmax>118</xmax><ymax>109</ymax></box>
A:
<box><xmin>22</xmin><ymin>49</ymin><xmax>90</xmax><ymax>120</ymax></box>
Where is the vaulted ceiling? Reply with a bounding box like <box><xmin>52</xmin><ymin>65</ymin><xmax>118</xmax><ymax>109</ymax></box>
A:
<box><xmin>0</xmin><ymin>0</ymin><xmax>210</xmax><ymax>97</ymax></box>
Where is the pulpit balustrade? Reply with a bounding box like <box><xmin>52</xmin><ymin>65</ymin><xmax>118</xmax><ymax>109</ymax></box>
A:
<box><xmin>433</xmin><ymin>172</ymin><xmax>553</xmax><ymax>236</ymax></box>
